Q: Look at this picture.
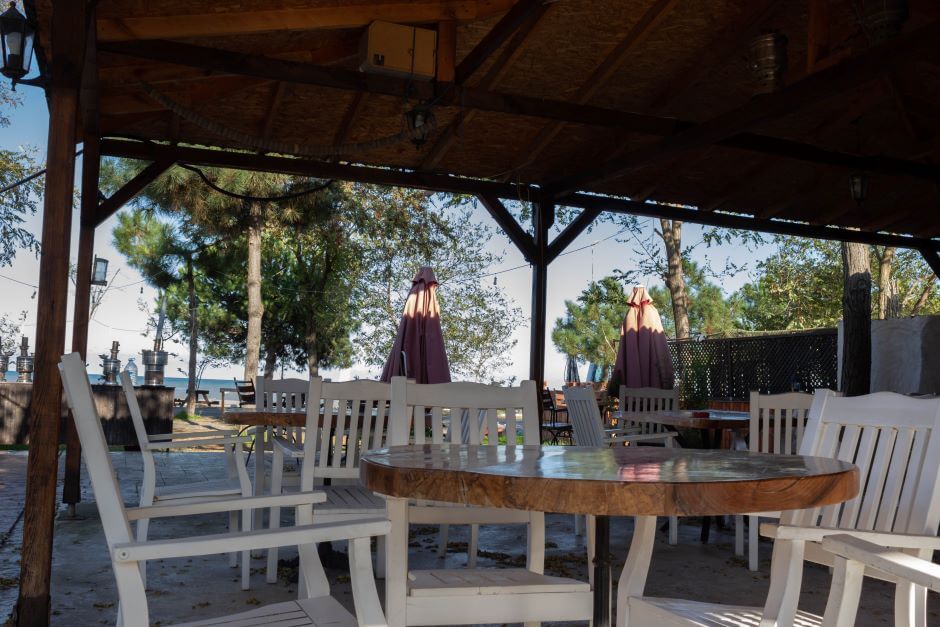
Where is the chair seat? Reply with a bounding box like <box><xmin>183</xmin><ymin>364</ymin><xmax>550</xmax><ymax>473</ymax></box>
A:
<box><xmin>408</xmin><ymin>567</ymin><xmax>590</xmax><ymax>597</ymax></box>
<box><xmin>629</xmin><ymin>597</ymin><xmax>823</xmax><ymax>627</ymax></box>
<box><xmin>154</xmin><ymin>477</ymin><xmax>244</xmax><ymax>501</ymax></box>
<box><xmin>319</xmin><ymin>485</ymin><xmax>385</xmax><ymax>513</ymax></box>
<box><xmin>171</xmin><ymin>593</ymin><xmax>355</xmax><ymax>626</ymax></box>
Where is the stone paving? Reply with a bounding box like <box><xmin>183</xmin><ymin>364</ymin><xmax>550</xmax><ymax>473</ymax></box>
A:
<box><xmin>0</xmin><ymin>445</ymin><xmax>924</xmax><ymax>626</ymax></box>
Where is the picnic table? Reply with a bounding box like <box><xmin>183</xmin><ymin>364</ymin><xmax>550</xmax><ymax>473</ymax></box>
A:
<box><xmin>360</xmin><ymin>444</ymin><xmax>858</xmax><ymax>627</ymax></box>
<box><xmin>173</xmin><ymin>389</ymin><xmax>216</xmax><ymax>407</ymax></box>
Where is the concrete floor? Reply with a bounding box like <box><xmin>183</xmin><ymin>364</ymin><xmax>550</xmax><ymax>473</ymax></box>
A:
<box><xmin>0</xmin><ymin>448</ymin><xmax>928</xmax><ymax>626</ymax></box>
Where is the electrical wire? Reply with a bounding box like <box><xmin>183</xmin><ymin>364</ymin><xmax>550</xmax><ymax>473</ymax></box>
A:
<box><xmin>0</xmin><ymin>149</ymin><xmax>84</xmax><ymax>196</ymax></box>
<box><xmin>177</xmin><ymin>164</ymin><xmax>334</xmax><ymax>203</ymax></box>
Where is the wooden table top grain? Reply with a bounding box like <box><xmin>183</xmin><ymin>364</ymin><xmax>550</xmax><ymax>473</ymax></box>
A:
<box><xmin>360</xmin><ymin>444</ymin><xmax>858</xmax><ymax>517</ymax></box>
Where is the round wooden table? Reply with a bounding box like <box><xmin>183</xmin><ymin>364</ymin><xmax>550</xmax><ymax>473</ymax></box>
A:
<box><xmin>360</xmin><ymin>444</ymin><xmax>858</xmax><ymax>627</ymax></box>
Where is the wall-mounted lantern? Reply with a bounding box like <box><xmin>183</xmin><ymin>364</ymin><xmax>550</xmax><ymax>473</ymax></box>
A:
<box><xmin>91</xmin><ymin>256</ymin><xmax>109</xmax><ymax>286</ymax></box>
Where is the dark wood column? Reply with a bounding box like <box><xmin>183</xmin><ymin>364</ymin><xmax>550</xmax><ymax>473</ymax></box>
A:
<box><xmin>16</xmin><ymin>1</ymin><xmax>86</xmax><ymax>624</ymax></box>
<box><xmin>529</xmin><ymin>200</ymin><xmax>553</xmax><ymax>390</ymax></box>
<box><xmin>62</xmin><ymin>137</ymin><xmax>100</xmax><ymax>513</ymax></box>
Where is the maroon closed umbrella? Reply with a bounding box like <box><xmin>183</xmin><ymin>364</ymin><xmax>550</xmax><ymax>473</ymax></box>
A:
<box><xmin>610</xmin><ymin>286</ymin><xmax>674</xmax><ymax>390</ymax></box>
<box><xmin>381</xmin><ymin>267</ymin><xmax>451</xmax><ymax>384</ymax></box>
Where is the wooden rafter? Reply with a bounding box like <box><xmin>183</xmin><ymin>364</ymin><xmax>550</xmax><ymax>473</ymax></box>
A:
<box><xmin>454</xmin><ymin>0</ymin><xmax>547</xmax><ymax>85</ymax></box>
<box><xmin>549</xmin><ymin>20</ymin><xmax>940</xmax><ymax>197</ymax></box>
<box><xmin>98</xmin><ymin>37</ymin><xmax>940</xmax><ymax>184</ymax></box>
<box><xmin>477</xmin><ymin>194</ymin><xmax>536</xmax><ymax>260</ymax></box>
<box><xmin>420</xmin><ymin>3</ymin><xmax>549</xmax><ymax>170</ymax></box>
<box><xmin>102</xmin><ymin>76</ymin><xmax>271</xmax><ymax>115</ymax></box>
<box><xmin>511</xmin><ymin>0</ymin><xmax>679</xmax><ymax>175</ymax></box>
<box><xmin>332</xmin><ymin>92</ymin><xmax>368</xmax><ymax>148</ymax></box>
<box><xmin>259</xmin><ymin>82</ymin><xmax>287</xmax><ymax>145</ymax></box>
<box><xmin>546</xmin><ymin>207</ymin><xmax>603</xmax><ymax>263</ymax></box>
<box><xmin>100</xmin><ymin>138</ymin><xmax>940</xmax><ymax>248</ymax></box>
<box><xmin>97</xmin><ymin>0</ymin><xmax>516</xmax><ymax>42</ymax></box>
<box><xmin>94</xmin><ymin>158</ymin><xmax>176</xmax><ymax>226</ymax></box>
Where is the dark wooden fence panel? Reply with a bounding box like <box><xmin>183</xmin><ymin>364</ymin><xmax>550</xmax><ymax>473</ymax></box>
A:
<box><xmin>669</xmin><ymin>329</ymin><xmax>838</xmax><ymax>405</ymax></box>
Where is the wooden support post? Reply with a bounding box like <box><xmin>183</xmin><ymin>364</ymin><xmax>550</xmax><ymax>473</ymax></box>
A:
<box><xmin>62</xmin><ymin>137</ymin><xmax>100</xmax><ymax>513</ymax></box>
<box><xmin>16</xmin><ymin>1</ymin><xmax>85</xmax><ymax>623</ymax></box>
<box><xmin>530</xmin><ymin>200</ymin><xmax>552</xmax><ymax>403</ymax></box>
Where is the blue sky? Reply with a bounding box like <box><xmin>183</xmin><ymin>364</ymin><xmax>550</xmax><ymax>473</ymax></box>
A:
<box><xmin>0</xmin><ymin>82</ymin><xmax>773</xmax><ymax>385</ymax></box>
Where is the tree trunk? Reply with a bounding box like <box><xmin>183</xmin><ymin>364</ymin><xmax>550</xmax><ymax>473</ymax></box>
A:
<box><xmin>910</xmin><ymin>273</ymin><xmax>936</xmax><ymax>316</ymax></box>
<box><xmin>841</xmin><ymin>242</ymin><xmax>871</xmax><ymax>397</ymax></box>
<box><xmin>306</xmin><ymin>327</ymin><xmax>319</xmax><ymax>376</ymax></box>
<box><xmin>659</xmin><ymin>219</ymin><xmax>691</xmax><ymax>339</ymax></box>
<box><xmin>877</xmin><ymin>246</ymin><xmax>899</xmax><ymax>319</ymax></box>
<box><xmin>185</xmin><ymin>257</ymin><xmax>199</xmax><ymax>415</ymax></box>
<box><xmin>263</xmin><ymin>343</ymin><xmax>277</xmax><ymax>379</ymax></box>
<box><xmin>244</xmin><ymin>201</ymin><xmax>264</xmax><ymax>381</ymax></box>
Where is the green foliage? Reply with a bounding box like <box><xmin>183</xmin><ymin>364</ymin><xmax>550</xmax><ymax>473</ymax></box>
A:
<box><xmin>0</xmin><ymin>311</ymin><xmax>25</xmax><ymax>354</ymax></box>
<box><xmin>551</xmin><ymin>277</ymin><xmax>630</xmax><ymax>372</ymax></box>
<box><xmin>649</xmin><ymin>260</ymin><xmax>739</xmax><ymax>338</ymax></box>
<box><xmin>0</xmin><ymin>85</ymin><xmax>41</xmax><ymax>266</ymax></box>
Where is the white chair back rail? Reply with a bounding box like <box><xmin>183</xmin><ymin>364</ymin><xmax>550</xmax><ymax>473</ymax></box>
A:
<box><xmin>256</xmin><ymin>376</ymin><xmax>308</xmax><ymax>443</ymax></box>
<box><xmin>564</xmin><ymin>385</ymin><xmax>608</xmax><ymax>447</ymax></box>
<box><xmin>619</xmin><ymin>386</ymin><xmax>679</xmax><ymax>434</ymax></box>
<box><xmin>388</xmin><ymin>377</ymin><xmax>539</xmax><ymax>447</ymax></box>
<box><xmin>301</xmin><ymin>377</ymin><xmax>392</xmax><ymax>489</ymax></box>
<box><xmin>749</xmin><ymin>390</ymin><xmax>813</xmax><ymax>455</ymax></box>
<box><xmin>120</xmin><ymin>371</ymin><xmax>159</xmax><ymax>484</ymax></box>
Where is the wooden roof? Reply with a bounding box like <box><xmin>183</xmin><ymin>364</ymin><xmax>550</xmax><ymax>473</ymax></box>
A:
<box><xmin>28</xmin><ymin>0</ymin><xmax>940</xmax><ymax>241</ymax></box>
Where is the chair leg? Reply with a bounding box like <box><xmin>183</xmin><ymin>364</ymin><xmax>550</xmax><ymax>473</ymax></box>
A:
<box><xmin>134</xmin><ymin>517</ymin><xmax>151</xmax><ymax>588</ymax></box>
<box><xmin>734</xmin><ymin>515</ymin><xmax>744</xmax><ymax>556</ymax></box>
<box><xmin>574</xmin><ymin>514</ymin><xmax>582</xmax><ymax>536</ymax></box>
<box><xmin>748</xmin><ymin>515</ymin><xmax>759</xmax><ymax>571</ymax></box>
<box><xmin>586</xmin><ymin>514</ymin><xmax>595</xmax><ymax>587</ymax></box>
<box><xmin>437</xmin><ymin>524</ymin><xmax>449</xmax><ymax>558</ymax></box>
<box><xmin>375</xmin><ymin>534</ymin><xmax>387</xmax><ymax>579</ymax></box>
<box><xmin>668</xmin><ymin>516</ymin><xmax>678</xmax><ymax>545</ymax></box>
<box><xmin>468</xmin><ymin>524</ymin><xmax>479</xmax><ymax>568</ymax></box>
<box><xmin>821</xmin><ymin>555</ymin><xmax>865</xmax><ymax>627</ymax></box>
<box><xmin>241</xmin><ymin>503</ymin><xmax>252</xmax><ymax>590</ymax></box>
<box><xmin>228</xmin><ymin>510</ymin><xmax>239</xmax><ymax>568</ymax></box>
<box><xmin>266</xmin><ymin>447</ymin><xmax>285</xmax><ymax>584</ymax></box>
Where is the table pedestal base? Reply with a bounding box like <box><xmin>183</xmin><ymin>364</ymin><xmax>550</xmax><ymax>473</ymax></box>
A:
<box><xmin>593</xmin><ymin>515</ymin><xmax>611</xmax><ymax>627</ymax></box>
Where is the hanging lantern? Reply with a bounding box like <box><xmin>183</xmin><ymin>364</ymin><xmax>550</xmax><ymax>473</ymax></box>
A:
<box><xmin>747</xmin><ymin>31</ymin><xmax>788</xmax><ymax>94</ymax></box>
<box><xmin>857</xmin><ymin>0</ymin><xmax>908</xmax><ymax>44</ymax></box>
<box><xmin>0</xmin><ymin>2</ymin><xmax>34</xmax><ymax>82</ymax></box>
<box><xmin>404</xmin><ymin>106</ymin><xmax>436</xmax><ymax>148</ymax></box>
<box><xmin>849</xmin><ymin>171</ymin><xmax>870</xmax><ymax>205</ymax></box>
<box><xmin>91</xmin><ymin>256</ymin><xmax>109</xmax><ymax>286</ymax></box>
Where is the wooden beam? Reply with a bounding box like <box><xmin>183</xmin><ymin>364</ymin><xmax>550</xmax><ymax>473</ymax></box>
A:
<box><xmin>259</xmin><ymin>82</ymin><xmax>288</xmax><ymax>145</ymax></box>
<box><xmin>97</xmin><ymin>0</ymin><xmax>516</xmax><ymax>42</ymax></box>
<box><xmin>530</xmin><ymin>200</ymin><xmax>551</xmax><ymax>391</ymax></box>
<box><xmin>806</xmin><ymin>0</ymin><xmax>832</xmax><ymax>73</ymax></box>
<box><xmin>94</xmin><ymin>158</ymin><xmax>176</xmax><ymax>227</ymax></box>
<box><xmin>332</xmin><ymin>92</ymin><xmax>367</xmax><ymax>149</ymax></box>
<box><xmin>918</xmin><ymin>246</ymin><xmax>940</xmax><ymax>277</ymax></box>
<box><xmin>17</xmin><ymin>0</ymin><xmax>85</xmax><ymax>623</ymax></box>
<box><xmin>454</xmin><ymin>0</ymin><xmax>546</xmax><ymax>85</ymax></box>
<box><xmin>477</xmin><ymin>194</ymin><xmax>536</xmax><ymax>261</ymax></box>
<box><xmin>546</xmin><ymin>207</ymin><xmax>603</xmax><ymax>263</ymax></box>
<box><xmin>101</xmin><ymin>76</ymin><xmax>271</xmax><ymax>115</ymax></box>
<box><xmin>550</xmin><ymin>20</ymin><xmax>940</xmax><ymax>196</ymax></box>
<box><xmin>514</xmin><ymin>0</ymin><xmax>679</xmax><ymax>170</ymax></box>
<box><xmin>436</xmin><ymin>20</ymin><xmax>457</xmax><ymax>83</ymax></box>
<box><xmin>420</xmin><ymin>3</ymin><xmax>549</xmax><ymax>170</ymax></box>
<box><xmin>98</xmin><ymin>38</ymin><xmax>940</xmax><ymax>184</ymax></box>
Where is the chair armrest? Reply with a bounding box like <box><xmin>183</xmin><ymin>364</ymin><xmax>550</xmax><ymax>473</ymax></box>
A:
<box><xmin>126</xmin><ymin>491</ymin><xmax>327</xmax><ymax>521</ymax></box>
<box><xmin>148</xmin><ymin>429</ymin><xmax>239</xmax><ymax>441</ymax></box>
<box><xmin>821</xmin><ymin>534</ymin><xmax>940</xmax><ymax>592</ymax></box>
<box><xmin>113</xmin><ymin>517</ymin><xmax>390</xmax><ymax>563</ymax></box>
<box><xmin>767</xmin><ymin>524</ymin><xmax>940</xmax><ymax>550</ymax></box>
<box><xmin>271</xmin><ymin>435</ymin><xmax>305</xmax><ymax>457</ymax></box>
<box><xmin>145</xmin><ymin>435</ymin><xmax>251</xmax><ymax>449</ymax></box>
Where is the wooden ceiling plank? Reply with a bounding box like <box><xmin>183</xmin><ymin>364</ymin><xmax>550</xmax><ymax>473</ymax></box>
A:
<box><xmin>101</xmin><ymin>76</ymin><xmax>271</xmax><ymax>115</ymax></box>
<box><xmin>98</xmin><ymin>0</ymin><xmax>516</xmax><ymax>42</ymax></box>
<box><xmin>806</xmin><ymin>0</ymin><xmax>832</xmax><ymax>74</ymax></box>
<box><xmin>420</xmin><ymin>3</ymin><xmax>550</xmax><ymax>170</ymax></box>
<box><xmin>437</xmin><ymin>20</ymin><xmax>457</xmax><ymax>83</ymax></box>
<box><xmin>332</xmin><ymin>92</ymin><xmax>367</xmax><ymax>148</ymax></box>
<box><xmin>259</xmin><ymin>82</ymin><xmax>288</xmax><ymax>145</ymax></box>
<box><xmin>512</xmin><ymin>0</ymin><xmax>679</xmax><ymax>175</ymax></box>
<box><xmin>549</xmin><ymin>20</ymin><xmax>940</xmax><ymax>197</ymax></box>
<box><xmin>97</xmin><ymin>37</ymin><xmax>940</xmax><ymax>184</ymax></box>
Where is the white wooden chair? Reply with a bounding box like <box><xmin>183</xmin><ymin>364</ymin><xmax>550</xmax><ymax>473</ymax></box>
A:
<box><xmin>819</xmin><ymin>533</ymin><xmax>940</xmax><ymax>627</ymax></box>
<box><xmin>61</xmin><ymin>352</ymin><xmax>390</xmax><ymax>627</ymax></box>
<box><xmin>384</xmin><ymin>376</ymin><xmax>593</xmax><ymax>627</ymax></box>
<box><xmin>119</xmin><ymin>371</ymin><xmax>255</xmax><ymax>589</ymax></box>
<box><xmin>267</xmin><ymin>377</ymin><xmax>390</xmax><ymax>583</ymax></box>
<box><xmin>623</xmin><ymin>389</ymin><xmax>940</xmax><ymax>627</ymax></box>
<box><xmin>565</xmin><ymin>385</ymin><xmax>680</xmax><ymax>558</ymax></box>
<box><xmin>252</xmin><ymin>376</ymin><xmax>308</xmax><ymax>528</ymax></box>
<box><xmin>735</xmin><ymin>390</ymin><xmax>814</xmax><ymax>571</ymax></box>
<box><xmin>618</xmin><ymin>385</ymin><xmax>679</xmax><ymax>434</ymax></box>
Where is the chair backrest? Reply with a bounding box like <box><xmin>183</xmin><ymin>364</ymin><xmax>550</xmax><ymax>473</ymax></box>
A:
<box><xmin>749</xmin><ymin>391</ymin><xmax>813</xmax><ymax>455</ymax></box>
<box><xmin>234</xmin><ymin>378</ymin><xmax>255</xmax><ymax>404</ymax></box>
<box><xmin>300</xmin><ymin>377</ymin><xmax>392</xmax><ymax>487</ymax></box>
<box><xmin>59</xmin><ymin>354</ymin><xmax>135</xmax><ymax>550</ymax></box>
<box><xmin>389</xmin><ymin>377</ymin><xmax>539</xmax><ymax>446</ymax></box>
<box><xmin>255</xmin><ymin>376</ymin><xmax>307</xmax><ymax>412</ymax></box>
<box><xmin>782</xmin><ymin>389</ymin><xmax>940</xmax><ymax>537</ymax></box>
<box><xmin>120</xmin><ymin>371</ymin><xmax>158</xmax><ymax>477</ymax></box>
<box><xmin>564</xmin><ymin>386</ymin><xmax>606</xmax><ymax>447</ymax></box>
<box><xmin>619</xmin><ymin>386</ymin><xmax>679</xmax><ymax>433</ymax></box>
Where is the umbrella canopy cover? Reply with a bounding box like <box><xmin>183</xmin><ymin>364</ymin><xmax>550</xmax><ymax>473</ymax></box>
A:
<box><xmin>564</xmin><ymin>355</ymin><xmax>581</xmax><ymax>384</ymax></box>
<box><xmin>380</xmin><ymin>267</ymin><xmax>451</xmax><ymax>384</ymax></box>
<box><xmin>610</xmin><ymin>286</ymin><xmax>675</xmax><ymax>390</ymax></box>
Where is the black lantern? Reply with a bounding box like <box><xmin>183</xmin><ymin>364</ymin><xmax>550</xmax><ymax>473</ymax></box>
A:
<box><xmin>1</xmin><ymin>2</ymin><xmax>34</xmax><ymax>82</ymax></box>
<box><xmin>91</xmin><ymin>256</ymin><xmax>109</xmax><ymax>286</ymax></box>
<box><xmin>404</xmin><ymin>107</ymin><xmax>436</xmax><ymax>148</ymax></box>
<box><xmin>849</xmin><ymin>171</ymin><xmax>870</xmax><ymax>205</ymax></box>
